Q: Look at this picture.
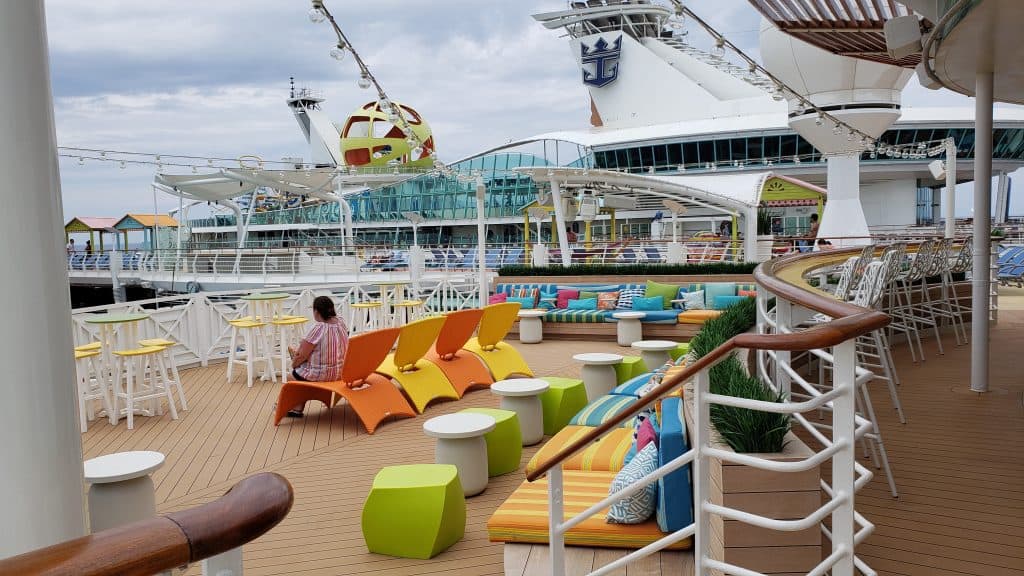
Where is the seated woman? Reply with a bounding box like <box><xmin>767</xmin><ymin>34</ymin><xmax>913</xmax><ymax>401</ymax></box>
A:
<box><xmin>285</xmin><ymin>296</ymin><xmax>349</xmax><ymax>417</ymax></box>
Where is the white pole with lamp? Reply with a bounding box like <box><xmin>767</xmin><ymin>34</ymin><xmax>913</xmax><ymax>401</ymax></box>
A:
<box><xmin>476</xmin><ymin>177</ymin><xmax>488</xmax><ymax>305</ymax></box>
<box><xmin>663</xmin><ymin>199</ymin><xmax>687</xmax><ymax>264</ymax></box>
<box><xmin>929</xmin><ymin>137</ymin><xmax>958</xmax><ymax>239</ymax></box>
<box><xmin>403</xmin><ymin>211</ymin><xmax>425</xmax><ymax>297</ymax></box>
<box><xmin>527</xmin><ymin>206</ymin><xmax>550</xmax><ymax>267</ymax></box>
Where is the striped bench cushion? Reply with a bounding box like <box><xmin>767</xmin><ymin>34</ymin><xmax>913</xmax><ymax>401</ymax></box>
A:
<box><xmin>677</xmin><ymin>309</ymin><xmax>723</xmax><ymax>325</ymax></box>
<box><xmin>544</xmin><ymin>309</ymin><xmax>612</xmax><ymax>323</ymax></box>
<box><xmin>525</xmin><ymin>426</ymin><xmax>634</xmax><ymax>476</ymax></box>
<box><xmin>569</xmin><ymin>395</ymin><xmax>638</xmax><ymax>428</ymax></box>
<box><xmin>487</xmin><ymin>470</ymin><xmax>693</xmax><ymax>549</ymax></box>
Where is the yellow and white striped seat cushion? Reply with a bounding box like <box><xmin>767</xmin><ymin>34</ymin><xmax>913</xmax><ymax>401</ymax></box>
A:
<box><xmin>525</xmin><ymin>426</ymin><xmax>633</xmax><ymax>476</ymax></box>
<box><xmin>487</xmin><ymin>470</ymin><xmax>692</xmax><ymax>550</ymax></box>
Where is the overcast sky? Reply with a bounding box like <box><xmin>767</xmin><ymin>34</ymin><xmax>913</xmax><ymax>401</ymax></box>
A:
<box><xmin>48</xmin><ymin>0</ymin><xmax>1021</xmax><ymax>221</ymax></box>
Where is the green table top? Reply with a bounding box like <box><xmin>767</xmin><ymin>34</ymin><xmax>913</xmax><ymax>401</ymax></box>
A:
<box><xmin>240</xmin><ymin>293</ymin><xmax>289</xmax><ymax>301</ymax></box>
<box><xmin>84</xmin><ymin>313</ymin><xmax>150</xmax><ymax>324</ymax></box>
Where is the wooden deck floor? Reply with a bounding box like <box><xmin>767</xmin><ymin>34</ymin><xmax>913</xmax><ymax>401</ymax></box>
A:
<box><xmin>79</xmin><ymin>309</ymin><xmax>1024</xmax><ymax>575</ymax></box>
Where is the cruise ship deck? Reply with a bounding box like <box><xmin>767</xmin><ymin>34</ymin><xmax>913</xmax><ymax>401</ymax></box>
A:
<box><xmin>80</xmin><ymin>293</ymin><xmax>1024</xmax><ymax>576</ymax></box>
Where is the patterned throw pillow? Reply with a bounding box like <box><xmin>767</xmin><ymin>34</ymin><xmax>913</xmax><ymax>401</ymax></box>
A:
<box><xmin>682</xmin><ymin>290</ymin><xmax>706</xmax><ymax>310</ymax></box>
<box><xmin>556</xmin><ymin>289</ymin><xmax>579</xmax><ymax>309</ymax></box>
<box><xmin>488</xmin><ymin>293</ymin><xmax>508</xmax><ymax>304</ymax></box>
<box><xmin>514</xmin><ymin>288</ymin><xmax>540</xmax><ymax>307</ymax></box>
<box><xmin>607</xmin><ymin>443</ymin><xmax>659</xmax><ymax>524</ymax></box>
<box><xmin>597</xmin><ymin>291</ymin><xmax>620</xmax><ymax>310</ymax></box>
<box><xmin>738</xmin><ymin>289</ymin><xmax>757</xmax><ymax>297</ymax></box>
<box><xmin>617</xmin><ymin>288</ymin><xmax>645</xmax><ymax>310</ymax></box>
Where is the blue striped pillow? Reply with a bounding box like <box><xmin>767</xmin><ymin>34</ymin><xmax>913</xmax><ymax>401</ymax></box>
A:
<box><xmin>617</xmin><ymin>287</ymin><xmax>645</xmax><ymax>310</ymax></box>
<box><xmin>569</xmin><ymin>395</ymin><xmax>638</xmax><ymax>427</ymax></box>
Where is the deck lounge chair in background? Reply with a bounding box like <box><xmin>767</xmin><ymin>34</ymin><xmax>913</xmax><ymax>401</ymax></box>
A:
<box><xmin>426</xmin><ymin>309</ymin><xmax>494</xmax><ymax>397</ymax></box>
<box><xmin>643</xmin><ymin>247</ymin><xmax>663</xmax><ymax>263</ymax></box>
<box><xmin>273</xmin><ymin>327</ymin><xmax>416</xmax><ymax>433</ymax></box>
<box><xmin>464</xmin><ymin>302</ymin><xmax>534</xmax><ymax>380</ymax></box>
<box><xmin>376</xmin><ymin>316</ymin><xmax>460</xmax><ymax>413</ymax></box>
<box><xmin>485</xmin><ymin>248</ymin><xmax>504</xmax><ymax>269</ymax></box>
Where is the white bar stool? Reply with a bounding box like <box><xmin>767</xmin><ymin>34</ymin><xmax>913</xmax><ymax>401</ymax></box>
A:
<box><xmin>350</xmin><ymin>301</ymin><xmax>383</xmax><ymax>332</ymax></box>
<box><xmin>226</xmin><ymin>318</ymin><xmax>276</xmax><ymax>387</ymax></box>
<box><xmin>111</xmin><ymin>346</ymin><xmax>179</xmax><ymax>430</ymax></box>
<box><xmin>75</xmin><ymin>348</ymin><xmax>113</xmax><ymax>432</ymax></box>
<box><xmin>271</xmin><ymin>315</ymin><xmax>309</xmax><ymax>379</ymax></box>
<box><xmin>138</xmin><ymin>338</ymin><xmax>188</xmax><ymax>412</ymax></box>
<box><xmin>394</xmin><ymin>299</ymin><xmax>425</xmax><ymax>326</ymax></box>
<box><xmin>83</xmin><ymin>451</ymin><xmax>165</xmax><ymax>532</ymax></box>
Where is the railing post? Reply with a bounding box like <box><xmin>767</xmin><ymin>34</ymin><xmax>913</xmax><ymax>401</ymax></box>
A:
<box><xmin>831</xmin><ymin>339</ymin><xmax>857</xmax><ymax>576</ymax></box>
<box><xmin>202</xmin><ymin>546</ymin><xmax>243</xmax><ymax>576</ymax></box>
<box><xmin>774</xmin><ymin>299</ymin><xmax>792</xmax><ymax>399</ymax></box>
<box><xmin>692</xmin><ymin>366</ymin><xmax>711</xmax><ymax>575</ymax></box>
<box><xmin>548</xmin><ymin>466</ymin><xmax>565</xmax><ymax>576</ymax></box>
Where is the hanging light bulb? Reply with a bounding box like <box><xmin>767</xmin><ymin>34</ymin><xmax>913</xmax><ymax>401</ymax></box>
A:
<box><xmin>405</xmin><ymin>136</ymin><xmax>417</xmax><ymax>148</ymax></box>
<box><xmin>358</xmin><ymin>74</ymin><xmax>372</xmax><ymax>89</ymax></box>
<box><xmin>412</xmin><ymin>146</ymin><xmax>424</xmax><ymax>157</ymax></box>
<box><xmin>847</xmin><ymin>130</ymin><xmax>855</xmax><ymax>142</ymax></box>
<box><xmin>832</xmin><ymin>123</ymin><xmax>842</xmax><ymax>135</ymax></box>
<box><xmin>329</xmin><ymin>43</ymin><xmax>347</xmax><ymax>61</ymax></box>
<box><xmin>387</xmin><ymin>110</ymin><xmax>399</xmax><ymax>123</ymax></box>
<box><xmin>193</xmin><ymin>166</ymin><xmax>199</xmax><ymax>174</ymax></box>
<box><xmin>207</xmin><ymin>158</ymin><xmax>214</xmax><ymax>167</ymax></box>
<box><xmin>120</xmin><ymin>160</ymin><xmax>126</xmax><ymax>169</ymax></box>
<box><xmin>100</xmin><ymin>151</ymin><xmax>106</xmax><ymax>158</ymax></box>
<box><xmin>711</xmin><ymin>38</ymin><xmax>726</xmax><ymax>60</ymax></box>
<box><xmin>154</xmin><ymin>155</ymin><xmax>161</xmax><ymax>162</ymax></box>
<box><xmin>815</xmin><ymin>114</ymin><xmax>824</xmax><ymax>126</ymax></box>
<box><xmin>78</xmin><ymin>157</ymin><xmax>85</xmax><ymax>166</ymax></box>
<box><xmin>793</xmin><ymin>155</ymin><xmax>801</xmax><ymax>164</ymax></box>
<box><xmin>308</xmin><ymin>5</ymin><xmax>327</xmax><ymax>23</ymax></box>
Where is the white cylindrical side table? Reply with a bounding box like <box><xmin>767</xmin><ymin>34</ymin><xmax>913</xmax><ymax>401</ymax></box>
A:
<box><xmin>612</xmin><ymin>311</ymin><xmax>646</xmax><ymax>346</ymax></box>
<box><xmin>517</xmin><ymin>309</ymin><xmax>546</xmax><ymax>344</ymax></box>
<box><xmin>632</xmin><ymin>340</ymin><xmax>679</xmax><ymax>371</ymax></box>
<box><xmin>423</xmin><ymin>413</ymin><xmax>496</xmax><ymax>497</ymax></box>
<box><xmin>490</xmin><ymin>378</ymin><xmax>550</xmax><ymax>445</ymax></box>
<box><xmin>83</xmin><ymin>451</ymin><xmax>165</xmax><ymax>532</ymax></box>
<box><xmin>572</xmin><ymin>353</ymin><xmax>624</xmax><ymax>401</ymax></box>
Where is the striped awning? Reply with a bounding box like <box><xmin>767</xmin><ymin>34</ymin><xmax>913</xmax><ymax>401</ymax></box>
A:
<box><xmin>747</xmin><ymin>0</ymin><xmax>928</xmax><ymax>68</ymax></box>
<box><xmin>764</xmin><ymin>199</ymin><xmax>819</xmax><ymax>207</ymax></box>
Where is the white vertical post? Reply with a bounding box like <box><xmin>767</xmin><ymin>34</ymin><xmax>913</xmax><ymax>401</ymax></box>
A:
<box><xmin>818</xmin><ymin>154</ymin><xmax>871</xmax><ymax>247</ymax></box>
<box><xmin>548</xmin><ymin>466</ymin><xmax>565</xmax><ymax>576</ymax></box>
<box><xmin>774</xmin><ymin>299</ymin><xmax>792</xmax><ymax>399</ymax></box>
<box><xmin>971</xmin><ymin>71</ymin><xmax>993</xmax><ymax>393</ymax></box>
<box><xmin>202</xmin><ymin>547</ymin><xmax>243</xmax><ymax>576</ymax></box>
<box><xmin>476</xmin><ymin>179</ymin><xmax>488</xmax><ymax>305</ymax></box>
<box><xmin>692</xmin><ymin>366</ymin><xmax>711</xmax><ymax>574</ymax></box>
<box><xmin>743</xmin><ymin>208</ymin><xmax>758</xmax><ymax>262</ymax></box>
<box><xmin>0</xmin><ymin>0</ymin><xmax>87</xmax><ymax>558</ymax></box>
<box><xmin>831</xmin><ymin>339</ymin><xmax>857</xmax><ymax>576</ymax></box>
<box><xmin>549</xmin><ymin>179</ymin><xmax>572</xmax><ymax>267</ymax></box>
<box><xmin>944</xmin><ymin>138</ymin><xmax>957</xmax><ymax>239</ymax></box>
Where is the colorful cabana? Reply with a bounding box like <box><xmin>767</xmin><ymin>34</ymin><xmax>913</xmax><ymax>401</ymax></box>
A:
<box><xmin>113</xmin><ymin>214</ymin><xmax>179</xmax><ymax>250</ymax></box>
<box><xmin>64</xmin><ymin>217</ymin><xmax>122</xmax><ymax>251</ymax></box>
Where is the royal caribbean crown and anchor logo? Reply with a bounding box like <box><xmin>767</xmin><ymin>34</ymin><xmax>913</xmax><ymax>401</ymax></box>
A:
<box><xmin>580</xmin><ymin>35</ymin><xmax>622</xmax><ymax>88</ymax></box>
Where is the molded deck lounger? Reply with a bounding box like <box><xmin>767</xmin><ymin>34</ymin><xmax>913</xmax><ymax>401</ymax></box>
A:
<box><xmin>376</xmin><ymin>316</ymin><xmax>460</xmax><ymax>413</ymax></box>
<box><xmin>425</xmin><ymin>308</ymin><xmax>494</xmax><ymax>397</ymax></box>
<box><xmin>273</xmin><ymin>327</ymin><xmax>416</xmax><ymax>433</ymax></box>
<box><xmin>464</xmin><ymin>302</ymin><xmax>534</xmax><ymax>380</ymax></box>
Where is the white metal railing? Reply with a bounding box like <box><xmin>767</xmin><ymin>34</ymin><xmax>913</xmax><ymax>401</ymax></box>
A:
<box><xmin>69</xmin><ymin>278</ymin><xmax>482</xmax><ymax>370</ymax></box>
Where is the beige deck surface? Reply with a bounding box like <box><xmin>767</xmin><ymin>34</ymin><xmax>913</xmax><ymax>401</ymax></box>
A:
<box><xmin>80</xmin><ymin>304</ymin><xmax>1024</xmax><ymax>575</ymax></box>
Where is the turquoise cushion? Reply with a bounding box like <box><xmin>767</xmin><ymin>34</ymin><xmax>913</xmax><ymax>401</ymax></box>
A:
<box><xmin>569</xmin><ymin>395</ymin><xmax>638</xmax><ymax>427</ymax></box>
<box><xmin>703</xmin><ymin>283</ymin><xmax>737</xmax><ymax>308</ymax></box>
<box><xmin>508</xmin><ymin>296</ymin><xmax>536</xmax><ymax>309</ymax></box>
<box><xmin>567</xmin><ymin>298</ymin><xmax>597</xmax><ymax>310</ymax></box>
<box><xmin>656</xmin><ymin>397</ymin><xmax>694</xmax><ymax>533</ymax></box>
<box><xmin>713</xmin><ymin>295</ymin><xmax>750</xmax><ymax>310</ymax></box>
<box><xmin>632</xmin><ymin>296</ymin><xmax>664</xmax><ymax>311</ymax></box>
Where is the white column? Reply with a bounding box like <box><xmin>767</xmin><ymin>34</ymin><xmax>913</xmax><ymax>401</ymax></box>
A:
<box><xmin>830</xmin><ymin>339</ymin><xmax>857</xmax><ymax>576</ymax></box>
<box><xmin>971</xmin><ymin>71</ymin><xmax>993</xmax><ymax>394</ymax></box>
<box><xmin>743</xmin><ymin>207</ymin><xmax>758</xmax><ymax>262</ymax></box>
<box><xmin>817</xmin><ymin>153</ymin><xmax>870</xmax><ymax>247</ymax></box>
<box><xmin>549</xmin><ymin>179</ymin><xmax>572</xmax><ymax>266</ymax></box>
<box><xmin>944</xmin><ymin>138</ymin><xmax>957</xmax><ymax>239</ymax></box>
<box><xmin>476</xmin><ymin>180</ymin><xmax>488</xmax><ymax>304</ymax></box>
<box><xmin>0</xmin><ymin>0</ymin><xmax>87</xmax><ymax>558</ymax></box>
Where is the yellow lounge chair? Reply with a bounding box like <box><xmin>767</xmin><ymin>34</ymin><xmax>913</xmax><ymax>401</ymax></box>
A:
<box><xmin>376</xmin><ymin>316</ymin><xmax>460</xmax><ymax>414</ymax></box>
<box><xmin>464</xmin><ymin>302</ymin><xmax>534</xmax><ymax>380</ymax></box>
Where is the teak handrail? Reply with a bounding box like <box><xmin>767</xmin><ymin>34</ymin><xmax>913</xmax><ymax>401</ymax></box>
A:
<box><xmin>526</xmin><ymin>251</ymin><xmax>891</xmax><ymax>482</ymax></box>
<box><xmin>0</xmin><ymin>472</ymin><xmax>293</xmax><ymax>576</ymax></box>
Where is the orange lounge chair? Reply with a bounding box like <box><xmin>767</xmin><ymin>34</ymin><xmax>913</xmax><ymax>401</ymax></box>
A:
<box><xmin>464</xmin><ymin>302</ymin><xmax>534</xmax><ymax>380</ymax></box>
<box><xmin>376</xmin><ymin>316</ymin><xmax>460</xmax><ymax>414</ymax></box>
<box><xmin>273</xmin><ymin>327</ymin><xmax>416</xmax><ymax>434</ymax></box>
<box><xmin>425</xmin><ymin>309</ymin><xmax>494</xmax><ymax>397</ymax></box>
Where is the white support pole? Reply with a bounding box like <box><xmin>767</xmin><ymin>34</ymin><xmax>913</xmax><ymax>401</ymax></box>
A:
<box><xmin>476</xmin><ymin>180</ymin><xmax>488</xmax><ymax>304</ymax></box>
<box><xmin>773</xmin><ymin>299</ymin><xmax>792</xmax><ymax>399</ymax></box>
<box><xmin>818</xmin><ymin>153</ymin><xmax>870</xmax><ymax>247</ymax></box>
<box><xmin>944</xmin><ymin>138</ymin><xmax>957</xmax><ymax>239</ymax></box>
<box><xmin>971</xmin><ymin>71</ymin><xmax>993</xmax><ymax>393</ymax></box>
<box><xmin>831</xmin><ymin>339</ymin><xmax>857</xmax><ymax>576</ymax></box>
<box><xmin>548</xmin><ymin>466</ymin><xmax>565</xmax><ymax>576</ymax></box>
<box><xmin>743</xmin><ymin>207</ymin><xmax>758</xmax><ymax>262</ymax></box>
<box><xmin>0</xmin><ymin>0</ymin><xmax>87</xmax><ymax>558</ymax></box>
<box><xmin>549</xmin><ymin>179</ymin><xmax>572</xmax><ymax>267</ymax></box>
<box><xmin>692</xmin><ymin>366</ymin><xmax>711</xmax><ymax>575</ymax></box>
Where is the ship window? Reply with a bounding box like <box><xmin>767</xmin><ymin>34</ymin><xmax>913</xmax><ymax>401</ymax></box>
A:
<box><xmin>745</xmin><ymin>137</ymin><xmax>762</xmax><ymax>162</ymax></box>
<box><xmin>653</xmin><ymin>145</ymin><xmax>668</xmax><ymax>167</ymax></box>
<box><xmin>715</xmin><ymin>140</ymin><xmax>731</xmax><ymax>164</ymax></box>
<box><xmin>698</xmin><ymin>141</ymin><xmax>714</xmax><ymax>164</ymax></box>
<box><xmin>345</xmin><ymin>118</ymin><xmax>371</xmax><ymax>138</ymax></box>
<box><xmin>682</xmin><ymin>142</ymin><xmax>698</xmax><ymax>166</ymax></box>
<box><xmin>627</xmin><ymin>148</ymin><xmax>641</xmax><ymax>171</ymax></box>
<box><xmin>764</xmin><ymin>136</ymin><xmax>780</xmax><ymax>161</ymax></box>
<box><xmin>667</xmin><ymin>144</ymin><xmax>682</xmax><ymax>166</ymax></box>
<box><xmin>639</xmin><ymin>146</ymin><xmax>654</xmax><ymax>168</ymax></box>
<box><xmin>780</xmin><ymin>135</ymin><xmax>798</xmax><ymax>158</ymax></box>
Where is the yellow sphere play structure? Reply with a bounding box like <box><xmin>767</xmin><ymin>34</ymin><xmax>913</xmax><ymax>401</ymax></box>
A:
<box><xmin>339</xmin><ymin>101</ymin><xmax>435</xmax><ymax>168</ymax></box>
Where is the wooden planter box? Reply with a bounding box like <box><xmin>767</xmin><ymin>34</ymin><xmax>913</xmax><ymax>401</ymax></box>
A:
<box><xmin>683</xmin><ymin>392</ymin><xmax>822</xmax><ymax>576</ymax></box>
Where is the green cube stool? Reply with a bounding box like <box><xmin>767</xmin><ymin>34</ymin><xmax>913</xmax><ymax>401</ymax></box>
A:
<box><xmin>615</xmin><ymin>356</ymin><xmax>647</xmax><ymax>384</ymax></box>
<box><xmin>461</xmin><ymin>407</ymin><xmax>522</xmax><ymax>476</ymax></box>
<box><xmin>538</xmin><ymin>377</ymin><xmax>588</xmax><ymax>436</ymax></box>
<box><xmin>362</xmin><ymin>464</ymin><xmax>465</xmax><ymax>559</ymax></box>
<box><xmin>669</xmin><ymin>343</ymin><xmax>690</xmax><ymax>361</ymax></box>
